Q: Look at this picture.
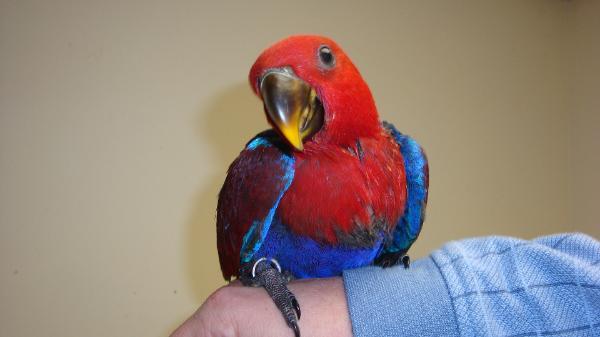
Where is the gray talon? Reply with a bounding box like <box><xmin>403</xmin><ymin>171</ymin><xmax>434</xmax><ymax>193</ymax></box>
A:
<box><xmin>402</xmin><ymin>255</ymin><xmax>411</xmax><ymax>269</ymax></box>
<box><xmin>247</xmin><ymin>258</ymin><xmax>301</xmax><ymax>337</ymax></box>
<box><xmin>292</xmin><ymin>297</ymin><xmax>301</xmax><ymax>319</ymax></box>
<box><xmin>292</xmin><ymin>322</ymin><xmax>300</xmax><ymax>337</ymax></box>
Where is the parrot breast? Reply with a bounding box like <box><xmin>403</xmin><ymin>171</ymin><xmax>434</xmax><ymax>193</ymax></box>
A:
<box><xmin>276</xmin><ymin>130</ymin><xmax>407</xmax><ymax>247</ymax></box>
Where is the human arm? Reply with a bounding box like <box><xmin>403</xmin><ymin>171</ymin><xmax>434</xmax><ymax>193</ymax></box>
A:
<box><xmin>170</xmin><ymin>277</ymin><xmax>352</xmax><ymax>337</ymax></box>
<box><xmin>344</xmin><ymin>232</ymin><xmax>600</xmax><ymax>337</ymax></box>
<box><xmin>171</xmin><ymin>233</ymin><xmax>600</xmax><ymax>337</ymax></box>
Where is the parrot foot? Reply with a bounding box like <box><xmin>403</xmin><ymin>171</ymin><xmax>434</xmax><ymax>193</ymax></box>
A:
<box><xmin>242</xmin><ymin>258</ymin><xmax>301</xmax><ymax>337</ymax></box>
<box><xmin>374</xmin><ymin>252</ymin><xmax>411</xmax><ymax>269</ymax></box>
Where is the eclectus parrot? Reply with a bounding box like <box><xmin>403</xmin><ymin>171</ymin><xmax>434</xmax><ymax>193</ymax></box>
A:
<box><xmin>216</xmin><ymin>35</ymin><xmax>429</xmax><ymax>337</ymax></box>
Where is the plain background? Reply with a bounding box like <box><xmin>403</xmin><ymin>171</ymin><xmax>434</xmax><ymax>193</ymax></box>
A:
<box><xmin>1</xmin><ymin>1</ymin><xmax>598</xmax><ymax>336</ymax></box>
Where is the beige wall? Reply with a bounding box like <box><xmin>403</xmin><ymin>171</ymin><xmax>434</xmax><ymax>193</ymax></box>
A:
<box><xmin>0</xmin><ymin>1</ymin><xmax>597</xmax><ymax>337</ymax></box>
<box><xmin>568</xmin><ymin>0</ymin><xmax>600</xmax><ymax>235</ymax></box>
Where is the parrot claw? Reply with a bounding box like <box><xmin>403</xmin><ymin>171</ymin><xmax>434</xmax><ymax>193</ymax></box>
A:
<box><xmin>401</xmin><ymin>255</ymin><xmax>411</xmax><ymax>269</ymax></box>
<box><xmin>244</xmin><ymin>258</ymin><xmax>301</xmax><ymax>337</ymax></box>
<box><xmin>292</xmin><ymin>297</ymin><xmax>301</xmax><ymax>319</ymax></box>
<box><xmin>291</xmin><ymin>321</ymin><xmax>300</xmax><ymax>337</ymax></box>
<box><xmin>374</xmin><ymin>252</ymin><xmax>411</xmax><ymax>269</ymax></box>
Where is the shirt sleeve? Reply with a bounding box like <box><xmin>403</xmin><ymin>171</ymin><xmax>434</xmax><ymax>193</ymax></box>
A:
<box><xmin>343</xmin><ymin>233</ymin><xmax>600</xmax><ymax>337</ymax></box>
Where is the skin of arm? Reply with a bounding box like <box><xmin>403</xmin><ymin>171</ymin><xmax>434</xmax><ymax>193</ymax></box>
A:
<box><xmin>170</xmin><ymin>277</ymin><xmax>352</xmax><ymax>337</ymax></box>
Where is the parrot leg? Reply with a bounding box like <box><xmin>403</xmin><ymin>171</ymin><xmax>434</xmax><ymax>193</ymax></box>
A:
<box><xmin>374</xmin><ymin>252</ymin><xmax>411</xmax><ymax>269</ymax></box>
<box><xmin>241</xmin><ymin>258</ymin><xmax>301</xmax><ymax>337</ymax></box>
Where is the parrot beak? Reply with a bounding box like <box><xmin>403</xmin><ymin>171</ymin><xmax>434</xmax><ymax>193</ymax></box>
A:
<box><xmin>260</xmin><ymin>68</ymin><xmax>323</xmax><ymax>151</ymax></box>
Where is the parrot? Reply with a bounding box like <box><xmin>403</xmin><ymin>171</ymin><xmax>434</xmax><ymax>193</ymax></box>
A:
<box><xmin>216</xmin><ymin>35</ymin><xmax>429</xmax><ymax>337</ymax></box>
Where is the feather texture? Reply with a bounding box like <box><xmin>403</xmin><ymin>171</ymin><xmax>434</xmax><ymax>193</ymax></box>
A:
<box><xmin>216</xmin><ymin>132</ymin><xmax>293</xmax><ymax>280</ymax></box>
<box><xmin>217</xmin><ymin>125</ymin><xmax>429</xmax><ymax>279</ymax></box>
<box><xmin>216</xmin><ymin>35</ymin><xmax>429</xmax><ymax>280</ymax></box>
<box><xmin>379</xmin><ymin>121</ymin><xmax>429</xmax><ymax>255</ymax></box>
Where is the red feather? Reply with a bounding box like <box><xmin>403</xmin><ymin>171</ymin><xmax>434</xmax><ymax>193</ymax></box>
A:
<box><xmin>216</xmin><ymin>145</ymin><xmax>289</xmax><ymax>280</ymax></box>
<box><xmin>277</xmin><ymin>132</ymin><xmax>406</xmax><ymax>244</ymax></box>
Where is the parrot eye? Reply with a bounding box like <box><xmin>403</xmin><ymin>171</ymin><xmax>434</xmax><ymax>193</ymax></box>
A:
<box><xmin>318</xmin><ymin>45</ymin><xmax>335</xmax><ymax>69</ymax></box>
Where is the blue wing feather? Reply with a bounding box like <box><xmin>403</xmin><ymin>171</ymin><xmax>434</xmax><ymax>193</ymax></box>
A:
<box><xmin>238</xmin><ymin>133</ymin><xmax>296</xmax><ymax>265</ymax></box>
<box><xmin>381</xmin><ymin>121</ymin><xmax>429</xmax><ymax>254</ymax></box>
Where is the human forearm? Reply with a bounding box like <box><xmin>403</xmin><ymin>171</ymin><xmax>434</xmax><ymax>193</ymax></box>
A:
<box><xmin>344</xmin><ymin>233</ymin><xmax>600</xmax><ymax>337</ymax></box>
<box><xmin>171</xmin><ymin>277</ymin><xmax>352</xmax><ymax>337</ymax></box>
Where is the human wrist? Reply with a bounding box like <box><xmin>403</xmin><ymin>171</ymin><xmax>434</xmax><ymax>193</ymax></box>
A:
<box><xmin>288</xmin><ymin>277</ymin><xmax>353</xmax><ymax>337</ymax></box>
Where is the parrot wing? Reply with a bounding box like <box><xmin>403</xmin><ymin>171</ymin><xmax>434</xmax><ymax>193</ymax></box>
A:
<box><xmin>216</xmin><ymin>130</ymin><xmax>295</xmax><ymax>280</ymax></box>
<box><xmin>381</xmin><ymin>121</ymin><xmax>429</xmax><ymax>255</ymax></box>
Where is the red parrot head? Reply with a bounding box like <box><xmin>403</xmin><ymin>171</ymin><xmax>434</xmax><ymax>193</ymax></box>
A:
<box><xmin>249</xmin><ymin>35</ymin><xmax>380</xmax><ymax>151</ymax></box>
